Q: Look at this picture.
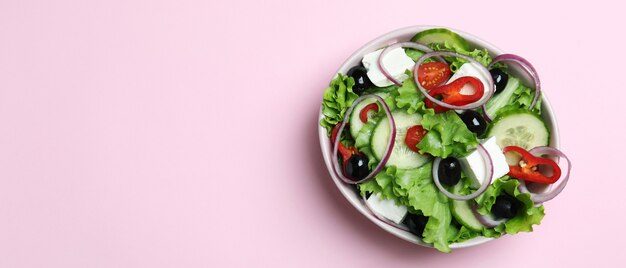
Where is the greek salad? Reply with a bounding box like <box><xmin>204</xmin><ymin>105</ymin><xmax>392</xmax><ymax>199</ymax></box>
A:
<box><xmin>320</xmin><ymin>28</ymin><xmax>571</xmax><ymax>253</ymax></box>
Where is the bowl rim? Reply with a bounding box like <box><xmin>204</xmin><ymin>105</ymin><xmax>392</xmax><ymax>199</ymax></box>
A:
<box><xmin>318</xmin><ymin>25</ymin><xmax>560</xmax><ymax>250</ymax></box>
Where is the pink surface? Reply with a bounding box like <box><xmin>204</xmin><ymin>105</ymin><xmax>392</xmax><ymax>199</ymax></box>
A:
<box><xmin>0</xmin><ymin>0</ymin><xmax>624</xmax><ymax>267</ymax></box>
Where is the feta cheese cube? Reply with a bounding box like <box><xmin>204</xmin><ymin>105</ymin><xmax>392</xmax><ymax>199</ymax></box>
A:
<box><xmin>366</xmin><ymin>193</ymin><xmax>408</xmax><ymax>224</ymax></box>
<box><xmin>361</xmin><ymin>48</ymin><xmax>415</xmax><ymax>87</ymax></box>
<box><xmin>446</xmin><ymin>62</ymin><xmax>492</xmax><ymax>96</ymax></box>
<box><xmin>459</xmin><ymin>136</ymin><xmax>510</xmax><ymax>188</ymax></box>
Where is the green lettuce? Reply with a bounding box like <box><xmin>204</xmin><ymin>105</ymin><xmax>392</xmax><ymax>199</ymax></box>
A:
<box><xmin>476</xmin><ymin>177</ymin><xmax>545</xmax><ymax>235</ymax></box>
<box><xmin>394</xmin><ymin>71</ymin><xmax>435</xmax><ymax>115</ymax></box>
<box><xmin>429</xmin><ymin>42</ymin><xmax>495</xmax><ymax>72</ymax></box>
<box><xmin>319</xmin><ymin>74</ymin><xmax>359</xmax><ymax>135</ymax></box>
<box><xmin>416</xmin><ymin>111</ymin><xmax>479</xmax><ymax>158</ymax></box>
<box><xmin>451</xmin><ymin>226</ymin><xmax>481</xmax><ymax>243</ymax></box>
<box><xmin>510</xmin><ymin>82</ymin><xmax>542</xmax><ymax>114</ymax></box>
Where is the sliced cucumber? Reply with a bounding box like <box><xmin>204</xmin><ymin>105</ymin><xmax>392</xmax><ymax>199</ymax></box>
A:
<box><xmin>349</xmin><ymin>93</ymin><xmax>388</xmax><ymax>138</ymax></box>
<box><xmin>371</xmin><ymin>111</ymin><xmax>430</xmax><ymax>169</ymax></box>
<box><xmin>486</xmin><ymin>109</ymin><xmax>549</xmax><ymax>150</ymax></box>
<box><xmin>355</xmin><ymin>118</ymin><xmax>379</xmax><ymax>149</ymax></box>
<box><xmin>411</xmin><ymin>28</ymin><xmax>471</xmax><ymax>52</ymax></box>
<box><xmin>450</xmin><ymin>184</ymin><xmax>484</xmax><ymax>232</ymax></box>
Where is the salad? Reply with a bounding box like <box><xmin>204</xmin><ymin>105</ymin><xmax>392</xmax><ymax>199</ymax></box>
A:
<box><xmin>319</xmin><ymin>28</ymin><xmax>571</xmax><ymax>253</ymax></box>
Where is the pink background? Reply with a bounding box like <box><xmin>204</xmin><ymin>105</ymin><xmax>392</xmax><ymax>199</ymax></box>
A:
<box><xmin>1</xmin><ymin>0</ymin><xmax>624</xmax><ymax>267</ymax></box>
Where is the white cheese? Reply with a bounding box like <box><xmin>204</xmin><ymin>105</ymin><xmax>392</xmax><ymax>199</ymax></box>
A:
<box><xmin>361</xmin><ymin>48</ymin><xmax>415</xmax><ymax>87</ymax></box>
<box><xmin>365</xmin><ymin>193</ymin><xmax>408</xmax><ymax>224</ymax></box>
<box><xmin>459</xmin><ymin>136</ymin><xmax>510</xmax><ymax>189</ymax></box>
<box><xmin>446</xmin><ymin>62</ymin><xmax>492</xmax><ymax>96</ymax></box>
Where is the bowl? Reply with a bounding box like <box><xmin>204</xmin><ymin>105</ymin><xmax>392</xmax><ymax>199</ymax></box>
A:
<box><xmin>318</xmin><ymin>25</ymin><xmax>559</xmax><ymax>249</ymax></box>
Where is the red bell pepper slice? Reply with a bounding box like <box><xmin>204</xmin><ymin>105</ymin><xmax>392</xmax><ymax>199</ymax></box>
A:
<box><xmin>424</xmin><ymin>76</ymin><xmax>484</xmax><ymax>113</ymax></box>
<box><xmin>359</xmin><ymin>103</ymin><xmax>379</xmax><ymax>123</ymax></box>
<box><xmin>503</xmin><ymin>146</ymin><xmax>562</xmax><ymax>184</ymax></box>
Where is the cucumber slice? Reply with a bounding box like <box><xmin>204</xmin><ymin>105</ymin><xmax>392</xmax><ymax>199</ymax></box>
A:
<box><xmin>355</xmin><ymin>118</ymin><xmax>379</xmax><ymax>149</ymax></box>
<box><xmin>349</xmin><ymin>93</ymin><xmax>388</xmax><ymax>138</ymax></box>
<box><xmin>486</xmin><ymin>109</ymin><xmax>549</xmax><ymax>150</ymax></box>
<box><xmin>371</xmin><ymin>111</ymin><xmax>430</xmax><ymax>169</ymax></box>
<box><xmin>450</xmin><ymin>184</ymin><xmax>484</xmax><ymax>232</ymax></box>
<box><xmin>411</xmin><ymin>28</ymin><xmax>471</xmax><ymax>52</ymax></box>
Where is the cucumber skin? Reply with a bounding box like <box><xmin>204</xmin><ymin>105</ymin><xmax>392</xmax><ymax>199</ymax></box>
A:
<box><xmin>410</xmin><ymin>28</ymin><xmax>471</xmax><ymax>52</ymax></box>
<box><xmin>449</xmin><ymin>184</ymin><xmax>484</xmax><ymax>232</ymax></box>
<box><xmin>485</xmin><ymin>109</ymin><xmax>550</xmax><ymax>149</ymax></box>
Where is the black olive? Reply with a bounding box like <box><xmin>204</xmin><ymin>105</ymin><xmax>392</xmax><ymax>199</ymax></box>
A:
<box><xmin>490</xmin><ymin>68</ymin><xmax>509</xmax><ymax>94</ymax></box>
<box><xmin>459</xmin><ymin>110</ymin><xmax>487</xmax><ymax>136</ymax></box>
<box><xmin>347</xmin><ymin>66</ymin><xmax>373</xmax><ymax>95</ymax></box>
<box><xmin>492</xmin><ymin>195</ymin><xmax>519</xmax><ymax>219</ymax></box>
<box><xmin>438</xmin><ymin>157</ymin><xmax>461</xmax><ymax>186</ymax></box>
<box><xmin>345</xmin><ymin>154</ymin><xmax>369</xmax><ymax>181</ymax></box>
<box><xmin>403</xmin><ymin>213</ymin><xmax>428</xmax><ymax>237</ymax></box>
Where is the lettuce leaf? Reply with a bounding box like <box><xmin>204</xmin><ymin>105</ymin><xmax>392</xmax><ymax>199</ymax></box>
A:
<box><xmin>416</xmin><ymin>111</ymin><xmax>479</xmax><ymax>158</ymax></box>
<box><xmin>511</xmin><ymin>82</ymin><xmax>542</xmax><ymax>114</ymax></box>
<box><xmin>450</xmin><ymin>225</ymin><xmax>481</xmax><ymax>243</ymax></box>
<box><xmin>429</xmin><ymin>42</ymin><xmax>495</xmax><ymax>72</ymax></box>
<box><xmin>394</xmin><ymin>71</ymin><xmax>435</xmax><ymax>115</ymax></box>
<box><xmin>319</xmin><ymin>74</ymin><xmax>359</xmax><ymax>135</ymax></box>
<box><xmin>476</xmin><ymin>177</ymin><xmax>545</xmax><ymax>235</ymax></box>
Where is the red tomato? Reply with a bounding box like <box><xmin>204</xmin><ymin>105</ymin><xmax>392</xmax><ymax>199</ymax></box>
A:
<box><xmin>417</xmin><ymin>62</ymin><xmax>452</xmax><ymax>90</ymax></box>
<box><xmin>404</xmin><ymin>125</ymin><xmax>428</xmax><ymax>153</ymax></box>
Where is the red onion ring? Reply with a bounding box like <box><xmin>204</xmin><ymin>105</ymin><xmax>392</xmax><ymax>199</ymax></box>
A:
<box><xmin>470</xmin><ymin>202</ymin><xmax>507</xmax><ymax>228</ymax></box>
<box><xmin>414</xmin><ymin>51</ymin><xmax>495</xmax><ymax>110</ymax></box>
<box><xmin>432</xmin><ymin>144</ymin><xmax>493</xmax><ymax>201</ymax></box>
<box><xmin>361</xmin><ymin>194</ymin><xmax>411</xmax><ymax>232</ymax></box>
<box><xmin>481</xmin><ymin>104</ymin><xmax>492</xmax><ymax>123</ymax></box>
<box><xmin>488</xmin><ymin>54</ymin><xmax>541</xmax><ymax>111</ymax></box>
<box><xmin>331</xmin><ymin>94</ymin><xmax>395</xmax><ymax>184</ymax></box>
<box><xmin>377</xmin><ymin>42</ymin><xmax>444</xmax><ymax>86</ymax></box>
<box><xmin>516</xmin><ymin>146</ymin><xmax>571</xmax><ymax>204</ymax></box>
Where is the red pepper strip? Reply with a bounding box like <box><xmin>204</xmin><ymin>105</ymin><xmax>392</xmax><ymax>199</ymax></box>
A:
<box><xmin>331</xmin><ymin>124</ymin><xmax>358</xmax><ymax>167</ymax></box>
<box><xmin>503</xmin><ymin>146</ymin><xmax>562</xmax><ymax>184</ymax></box>
<box><xmin>359</xmin><ymin>103</ymin><xmax>379</xmax><ymax>123</ymax></box>
<box><xmin>424</xmin><ymin>76</ymin><xmax>485</xmax><ymax>113</ymax></box>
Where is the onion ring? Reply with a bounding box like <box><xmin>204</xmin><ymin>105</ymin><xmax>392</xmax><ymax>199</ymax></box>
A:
<box><xmin>331</xmin><ymin>95</ymin><xmax>395</xmax><ymax>184</ymax></box>
<box><xmin>432</xmin><ymin>144</ymin><xmax>493</xmax><ymax>201</ymax></box>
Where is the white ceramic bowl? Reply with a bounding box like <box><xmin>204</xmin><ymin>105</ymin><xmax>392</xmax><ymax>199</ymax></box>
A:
<box><xmin>318</xmin><ymin>25</ymin><xmax>559</xmax><ymax>249</ymax></box>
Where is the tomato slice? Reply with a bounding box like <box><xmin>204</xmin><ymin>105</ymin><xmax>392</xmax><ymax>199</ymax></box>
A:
<box><xmin>404</xmin><ymin>125</ymin><xmax>428</xmax><ymax>153</ymax></box>
<box><xmin>424</xmin><ymin>76</ymin><xmax>484</xmax><ymax>112</ymax></box>
<box><xmin>417</xmin><ymin>62</ymin><xmax>452</xmax><ymax>90</ymax></box>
